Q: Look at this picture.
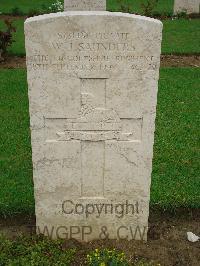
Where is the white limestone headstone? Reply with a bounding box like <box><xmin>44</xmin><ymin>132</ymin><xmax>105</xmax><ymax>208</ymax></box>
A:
<box><xmin>174</xmin><ymin>0</ymin><xmax>200</xmax><ymax>14</ymax></box>
<box><xmin>25</xmin><ymin>11</ymin><xmax>162</xmax><ymax>241</ymax></box>
<box><xmin>64</xmin><ymin>0</ymin><xmax>106</xmax><ymax>11</ymax></box>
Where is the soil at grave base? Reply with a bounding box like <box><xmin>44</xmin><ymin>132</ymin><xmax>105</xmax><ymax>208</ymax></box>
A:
<box><xmin>0</xmin><ymin>209</ymin><xmax>199</xmax><ymax>266</ymax></box>
<box><xmin>0</xmin><ymin>15</ymin><xmax>27</xmax><ymax>21</ymax></box>
<box><xmin>0</xmin><ymin>55</ymin><xmax>200</xmax><ymax>69</ymax></box>
<box><xmin>161</xmin><ymin>55</ymin><xmax>200</xmax><ymax>67</ymax></box>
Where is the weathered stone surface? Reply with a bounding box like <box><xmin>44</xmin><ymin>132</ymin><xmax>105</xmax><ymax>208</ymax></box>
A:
<box><xmin>25</xmin><ymin>11</ymin><xmax>162</xmax><ymax>241</ymax></box>
<box><xmin>64</xmin><ymin>0</ymin><xmax>106</xmax><ymax>11</ymax></box>
<box><xmin>174</xmin><ymin>0</ymin><xmax>200</xmax><ymax>14</ymax></box>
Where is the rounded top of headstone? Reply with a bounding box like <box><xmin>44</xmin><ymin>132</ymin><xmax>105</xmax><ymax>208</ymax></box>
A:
<box><xmin>25</xmin><ymin>11</ymin><xmax>163</xmax><ymax>27</ymax></box>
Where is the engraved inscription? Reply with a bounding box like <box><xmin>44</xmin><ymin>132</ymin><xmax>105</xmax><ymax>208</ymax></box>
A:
<box><xmin>45</xmin><ymin>78</ymin><xmax>142</xmax><ymax>197</ymax></box>
<box><xmin>26</xmin><ymin>31</ymin><xmax>160</xmax><ymax>72</ymax></box>
<box><xmin>45</xmin><ymin>78</ymin><xmax>142</xmax><ymax>142</ymax></box>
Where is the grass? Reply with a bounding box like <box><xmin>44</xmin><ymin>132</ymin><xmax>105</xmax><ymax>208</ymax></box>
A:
<box><xmin>0</xmin><ymin>19</ymin><xmax>25</xmax><ymax>57</ymax></box>
<box><xmin>0</xmin><ymin>0</ymin><xmax>174</xmax><ymax>15</ymax></box>
<box><xmin>0</xmin><ymin>18</ymin><xmax>200</xmax><ymax>56</ymax></box>
<box><xmin>162</xmin><ymin>19</ymin><xmax>200</xmax><ymax>54</ymax></box>
<box><xmin>108</xmin><ymin>0</ymin><xmax>174</xmax><ymax>14</ymax></box>
<box><xmin>0</xmin><ymin>69</ymin><xmax>34</xmax><ymax>217</ymax></box>
<box><xmin>0</xmin><ymin>68</ymin><xmax>199</xmax><ymax>217</ymax></box>
<box><xmin>152</xmin><ymin>68</ymin><xmax>200</xmax><ymax>208</ymax></box>
<box><xmin>0</xmin><ymin>0</ymin><xmax>55</xmax><ymax>14</ymax></box>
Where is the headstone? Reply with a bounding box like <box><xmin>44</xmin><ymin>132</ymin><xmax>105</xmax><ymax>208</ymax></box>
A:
<box><xmin>64</xmin><ymin>0</ymin><xmax>106</xmax><ymax>11</ymax></box>
<box><xmin>174</xmin><ymin>0</ymin><xmax>200</xmax><ymax>14</ymax></box>
<box><xmin>25</xmin><ymin>11</ymin><xmax>162</xmax><ymax>242</ymax></box>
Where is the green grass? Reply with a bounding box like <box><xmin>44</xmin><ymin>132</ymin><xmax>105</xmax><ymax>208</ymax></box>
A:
<box><xmin>0</xmin><ymin>19</ymin><xmax>25</xmax><ymax>57</ymax></box>
<box><xmin>151</xmin><ymin>68</ymin><xmax>200</xmax><ymax>208</ymax></box>
<box><xmin>0</xmin><ymin>18</ymin><xmax>199</xmax><ymax>56</ymax></box>
<box><xmin>0</xmin><ymin>0</ymin><xmax>174</xmax><ymax>15</ymax></box>
<box><xmin>162</xmin><ymin>19</ymin><xmax>200</xmax><ymax>54</ymax></box>
<box><xmin>0</xmin><ymin>0</ymin><xmax>55</xmax><ymax>14</ymax></box>
<box><xmin>0</xmin><ymin>68</ymin><xmax>199</xmax><ymax>217</ymax></box>
<box><xmin>108</xmin><ymin>0</ymin><xmax>174</xmax><ymax>14</ymax></box>
<box><xmin>0</xmin><ymin>69</ymin><xmax>34</xmax><ymax>217</ymax></box>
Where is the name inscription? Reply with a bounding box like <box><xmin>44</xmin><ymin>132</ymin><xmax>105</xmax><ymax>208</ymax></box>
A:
<box><xmin>27</xmin><ymin>31</ymin><xmax>159</xmax><ymax>72</ymax></box>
